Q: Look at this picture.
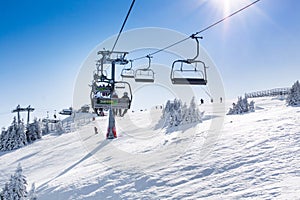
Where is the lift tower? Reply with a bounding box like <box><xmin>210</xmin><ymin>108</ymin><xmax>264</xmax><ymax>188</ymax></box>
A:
<box><xmin>91</xmin><ymin>50</ymin><xmax>132</xmax><ymax>139</ymax></box>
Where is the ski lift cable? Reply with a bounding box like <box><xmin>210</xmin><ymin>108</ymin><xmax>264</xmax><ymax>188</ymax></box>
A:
<box><xmin>111</xmin><ymin>0</ymin><xmax>136</xmax><ymax>53</ymax></box>
<box><xmin>131</xmin><ymin>0</ymin><xmax>261</xmax><ymax>61</ymax></box>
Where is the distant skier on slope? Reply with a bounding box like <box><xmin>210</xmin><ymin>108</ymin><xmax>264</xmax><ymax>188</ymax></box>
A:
<box><xmin>94</xmin><ymin>127</ymin><xmax>98</xmax><ymax>134</ymax></box>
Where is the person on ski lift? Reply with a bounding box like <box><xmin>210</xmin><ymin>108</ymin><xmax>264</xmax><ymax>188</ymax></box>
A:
<box><xmin>112</xmin><ymin>92</ymin><xmax>119</xmax><ymax>116</ymax></box>
<box><xmin>120</xmin><ymin>92</ymin><xmax>130</xmax><ymax>117</ymax></box>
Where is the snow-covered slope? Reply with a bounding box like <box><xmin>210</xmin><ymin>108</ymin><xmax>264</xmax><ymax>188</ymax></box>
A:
<box><xmin>0</xmin><ymin>97</ymin><xmax>299</xmax><ymax>199</ymax></box>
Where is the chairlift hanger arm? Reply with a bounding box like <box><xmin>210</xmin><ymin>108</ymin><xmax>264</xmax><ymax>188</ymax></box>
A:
<box><xmin>120</xmin><ymin>59</ymin><xmax>135</xmax><ymax>78</ymax></box>
<box><xmin>127</xmin><ymin>59</ymin><xmax>133</xmax><ymax>70</ymax></box>
<box><xmin>121</xmin><ymin>59</ymin><xmax>133</xmax><ymax>71</ymax></box>
<box><xmin>187</xmin><ymin>35</ymin><xmax>203</xmax><ymax>62</ymax></box>
<box><xmin>145</xmin><ymin>55</ymin><xmax>152</xmax><ymax>70</ymax></box>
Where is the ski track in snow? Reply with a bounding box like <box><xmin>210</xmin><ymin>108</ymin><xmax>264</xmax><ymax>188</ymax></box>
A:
<box><xmin>0</xmin><ymin>97</ymin><xmax>299</xmax><ymax>199</ymax></box>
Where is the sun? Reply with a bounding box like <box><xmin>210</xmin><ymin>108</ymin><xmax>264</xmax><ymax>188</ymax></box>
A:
<box><xmin>211</xmin><ymin>0</ymin><xmax>253</xmax><ymax>16</ymax></box>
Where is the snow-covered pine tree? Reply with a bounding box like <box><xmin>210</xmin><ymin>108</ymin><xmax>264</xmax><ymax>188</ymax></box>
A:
<box><xmin>27</xmin><ymin>183</ymin><xmax>37</xmax><ymax>200</ymax></box>
<box><xmin>228</xmin><ymin>97</ymin><xmax>242</xmax><ymax>115</ymax></box>
<box><xmin>187</xmin><ymin>97</ymin><xmax>195</xmax><ymax>123</ymax></box>
<box><xmin>185</xmin><ymin>97</ymin><xmax>203</xmax><ymax>123</ymax></box>
<box><xmin>236</xmin><ymin>96</ymin><xmax>243</xmax><ymax>114</ymax></box>
<box><xmin>241</xmin><ymin>96</ymin><xmax>249</xmax><ymax>112</ymax></box>
<box><xmin>164</xmin><ymin>100</ymin><xmax>171</xmax><ymax>114</ymax></box>
<box><xmin>227</xmin><ymin>96</ymin><xmax>255</xmax><ymax>115</ymax></box>
<box><xmin>158</xmin><ymin>97</ymin><xmax>203</xmax><ymax>129</ymax></box>
<box><xmin>55</xmin><ymin>121</ymin><xmax>65</xmax><ymax>134</ymax></box>
<box><xmin>168</xmin><ymin>99</ymin><xmax>175</xmax><ymax>127</ymax></box>
<box><xmin>172</xmin><ymin>99</ymin><xmax>182</xmax><ymax>126</ymax></box>
<box><xmin>0</xmin><ymin>117</ymin><xmax>27</xmax><ymax>151</ymax></box>
<box><xmin>26</xmin><ymin>118</ymin><xmax>42</xmax><ymax>143</ymax></box>
<box><xmin>0</xmin><ymin>183</ymin><xmax>10</xmax><ymax>200</ymax></box>
<box><xmin>181</xmin><ymin>102</ymin><xmax>188</xmax><ymax>125</ymax></box>
<box><xmin>287</xmin><ymin>80</ymin><xmax>300</xmax><ymax>106</ymax></box>
<box><xmin>227</xmin><ymin>104</ymin><xmax>235</xmax><ymax>115</ymax></box>
<box><xmin>0</xmin><ymin>128</ymin><xmax>7</xmax><ymax>151</ymax></box>
<box><xmin>42</xmin><ymin>120</ymin><xmax>49</xmax><ymax>135</ymax></box>
<box><xmin>163</xmin><ymin>100</ymin><xmax>172</xmax><ymax>127</ymax></box>
<box><xmin>249</xmin><ymin>100</ymin><xmax>255</xmax><ymax>112</ymax></box>
<box><xmin>34</xmin><ymin>119</ymin><xmax>42</xmax><ymax>139</ymax></box>
<box><xmin>16</xmin><ymin>121</ymin><xmax>27</xmax><ymax>149</ymax></box>
<box><xmin>156</xmin><ymin>100</ymin><xmax>171</xmax><ymax>129</ymax></box>
<box><xmin>0</xmin><ymin>164</ymin><xmax>28</xmax><ymax>200</ymax></box>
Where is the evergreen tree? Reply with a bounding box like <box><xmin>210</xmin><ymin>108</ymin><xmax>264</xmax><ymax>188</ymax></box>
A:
<box><xmin>241</xmin><ymin>96</ymin><xmax>249</xmax><ymax>112</ymax></box>
<box><xmin>236</xmin><ymin>96</ymin><xmax>243</xmax><ymax>114</ymax></box>
<box><xmin>184</xmin><ymin>97</ymin><xmax>203</xmax><ymax>123</ymax></box>
<box><xmin>0</xmin><ymin>128</ymin><xmax>7</xmax><ymax>151</ymax></box>
<box><xmin>249</xmin><ymin>100</ymin><xmax>255</xmax><ymax>112</ymax></box>
<box><xmin>55</xmin><ymin>121</ymin><xmax>64</xmax><ymax>134</ymax></box>
<box><xmin>42</xmin><ymin>119</ymin><xmax>49</xmax><ymax>135</ymax></box>
<box><xmin>15</xmin><ymin>121</ymin><xmax>27</xmax><ymax>149</ymax></box>
<box><xmin>0</xmin><ymin>117</ymin><xmax>27</xmax><ymax>151</ymax></box>
<box><xmin>287</xmin><ymin>80</ymin><xmax>300</xmax><ymax>106</ymax></box>
<box><xmin>159</xmin><ymin>97</ymin><xmax>203</xmax><ymax>128</ymax></box>
<box><xmin>173</xmin><ymin>99</ymin><xmax>183</xmax><ymax>126</ymax></box>
<box><xmin>190</xmin><ymin>97</ymin><xmax>198</xmax><ymax>123</ymax></box>
<box><xmin>0</xmin><ymin>164</ymin><xmax>28</xmax><ymax>200</ymax></box>
<box><xmin>26</xmin><ymin>119</ymin><xmax>42</xmax><ymax>144</ymax></box>
<box><xmin>164</xmin><ymin>100</ymin><xmax>171</xmax><ymax>114</ymax></box>
<box><xmin>162</xmin><ymin>100</ymin><xmax>172</xmax><ymax>127</ymax></box>
<box><xmin>27</xmin><ymin>183</ymin><xmax>37</xmax><ymax>200</ymax></box>
<box><xmin>181</xmin><ymin>102</ymin><xmax>188</xmax><ymax>125</ymax></box>
<box><xmin>0</xmin><ymin>183</ymin><xmax>10</xmax><ymax>200</ymax></box>
<box><xmin>228</xmin><ymin>96</ymin><xmax>255</xmax><ymax>115</ymax></box>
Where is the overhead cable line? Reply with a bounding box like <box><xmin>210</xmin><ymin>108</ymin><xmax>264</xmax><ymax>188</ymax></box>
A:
<box><xmin>132</xmin><ymin>0</ymin><xmax>261</xmax><ymax>61</ymax></box>
<box><xmin>111</xmin><ymin>0</ymin><xmax>136</xmax><ymax>53</ymax></box>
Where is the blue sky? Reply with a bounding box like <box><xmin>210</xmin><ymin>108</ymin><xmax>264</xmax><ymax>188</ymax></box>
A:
<box><xmin>0</xmin><ymin>0</ymin><xmax>300</xmax><ymax>126</ymax></box>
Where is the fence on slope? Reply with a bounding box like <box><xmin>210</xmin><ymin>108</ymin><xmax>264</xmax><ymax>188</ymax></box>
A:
<box><xmin>245</xmin><ymin>87</ymin><xmax>291</xmax><ymax>98</ymax></box>
<box><xmin>41</xmin><ymin>112</ymin><xmax>94</xmax><ymax>134</ymax></box>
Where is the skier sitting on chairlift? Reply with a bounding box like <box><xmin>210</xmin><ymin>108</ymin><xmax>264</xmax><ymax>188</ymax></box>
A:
<box><xmin>119</xmin><ymin>92</ymin><xmax>130</xmax><ymax>117</ymax></box>
<box><xmin>112</xmin><ymin>92</ymin><xmax>119</xmax><ymax>116</ymax></box>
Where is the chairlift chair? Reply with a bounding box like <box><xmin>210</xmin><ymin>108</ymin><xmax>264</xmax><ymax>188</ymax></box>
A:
<box><xmin>115</xmin><ymin>82</ymin><xmax>126</xmax><ymax>90</ymax></box>
<box><xmin>113</xmin><ymin>81</ymin><xmax>133</xmax><ymax>109</ymax></box>
<box><xmin>59</xmin><ymin>109</ymin><xmax>72</xmax><ymax>115</ymax></box>
<box><xmin>90</xmin><ymin>81</ymin><xmax>112</xmax><ymax>116</ymax></box>
<box><xmin>170</xmin><ymin>60</ymin><xmax>207</xmax><ymax>85</ymax></box>
<box><xmin>170</xmin><ymin>35</ymin><xmax>207</xmax><ymax>85</ymax></box>
<box><xmin>92</xmin><ymin>81</ymin><xmax>133</xmax><ymax>110</ymax></box>
<box><xmin>134</xmin><ymin>68</ymin><xmax>155</xmax><ymax>83</ymax></box>
<box><xmin>121</xmin><ymin>60</ymin><xmax>135</xmax><ymax>78</ymax></box>
<box><xmin>134</xmin><ymin>55</ymin><xmax>155</xmax><ymax>83</ymax></box>
<box><xmin>121</xmin><ymin>68</ymin><xmax>135</xmax><ymax>78</ymax></box>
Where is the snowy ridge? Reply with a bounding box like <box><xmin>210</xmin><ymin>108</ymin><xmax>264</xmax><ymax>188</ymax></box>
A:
<box><xmin>0</xmin><ymin>97</ymin><xmax>299</xmax><ymax>199</ymax></box>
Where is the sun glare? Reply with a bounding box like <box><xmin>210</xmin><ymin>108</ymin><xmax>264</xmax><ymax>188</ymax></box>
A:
<box><xmin>212</xmin><ymin>0</ymin><xmax>252</xmax><ymax>16</ymax></box>
<box><xmin>197</xmin><ymin>0</ymin><xmax>261</xmax><ymax>38</ymax></box>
